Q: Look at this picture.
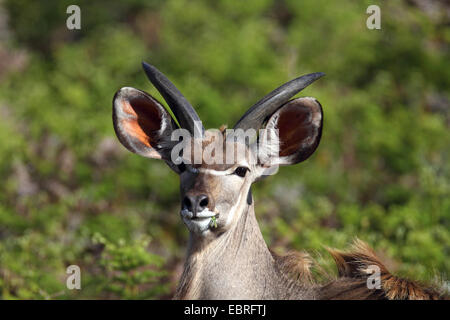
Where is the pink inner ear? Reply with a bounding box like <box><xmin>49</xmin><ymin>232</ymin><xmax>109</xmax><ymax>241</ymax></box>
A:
<box><xmin>277</xmin><ymin>103</ymin><xmax>315</xmax><ymax>157</ymax></box>
<box><xmin>120</xmin><ymin>96</ymin><xmax>163</xmax><ymax>148</ymax></box>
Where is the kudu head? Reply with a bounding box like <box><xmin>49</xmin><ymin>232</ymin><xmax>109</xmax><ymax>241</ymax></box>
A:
<box><xmin>113</xmin><ymin>62</ymin><xmax>324</xmax><ymax>240</ymax></box>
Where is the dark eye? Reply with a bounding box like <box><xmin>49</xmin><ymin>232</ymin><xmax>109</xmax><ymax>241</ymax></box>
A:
<box><xmin>178</xmin><ymin>163</ymin><xmax>186</xmax><ymax>173</ymax></box>
<box><xmin>234</xmin><ymin>167</ymin><xmax>248</xmax><ymax>178</ymax></box>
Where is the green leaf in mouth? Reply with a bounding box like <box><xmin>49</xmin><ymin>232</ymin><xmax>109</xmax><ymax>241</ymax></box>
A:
<box><xmin>210</xmin><ymin>216</ymin><xmax>218</xmax><ymax>228</ymax></box>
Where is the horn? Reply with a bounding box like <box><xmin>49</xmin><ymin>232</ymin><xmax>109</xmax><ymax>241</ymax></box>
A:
<box><xmin>142</xmin><ymin>62</ymin><xmax>204</xmax><ymax>136</ymax></box>
<box><xmin>233</xmin><ymin>72</ymin><xmax>325</xmax><ymax>131</ymax></box>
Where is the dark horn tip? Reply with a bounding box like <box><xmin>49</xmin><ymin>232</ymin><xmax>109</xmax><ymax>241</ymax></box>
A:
<box><xmin>142</xmin><ymin>61</ymin><xmax>151</xmax><ymax>69</ymax></box>
<box><xmin>142</xmin><ymin>61</ymin><xmax>156</xmax><ymax>78</ymax></box>
<box><xmin>309</xmin><ymin>72</ymin><xmax>326</xmax><ymax>79</ymax></box>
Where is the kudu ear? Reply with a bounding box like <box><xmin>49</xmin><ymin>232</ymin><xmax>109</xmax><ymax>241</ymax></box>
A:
<box><xmin>259</xmin><ymin>97</ymin><xmax>323</xmax><ymax>167</ymax></box>
<box><xmin>112</xmin><ymin>87</ymin><xmax>177</xmax><ymax>162</ymax></box>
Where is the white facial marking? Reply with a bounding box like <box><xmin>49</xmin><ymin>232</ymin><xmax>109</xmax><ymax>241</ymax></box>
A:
<box><xmin>197</xmin><ymin>164</ymin><xmax>250</xmax><ymax>176</ymax></box>
<box><xmin>197</xmin><ymin>168</ymin><xmax>234</xmax><ymax>176</ymax></box>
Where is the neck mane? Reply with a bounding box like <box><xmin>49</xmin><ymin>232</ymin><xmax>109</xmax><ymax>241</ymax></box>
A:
<box><xmin>174</xmin><ymin>199</ymin><xmax>314</xmax><ymax>299</ymax></box>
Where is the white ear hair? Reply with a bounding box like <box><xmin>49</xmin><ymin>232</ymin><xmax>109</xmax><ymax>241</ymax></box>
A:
<box><xmin>253</xmin><ymin>97</ymin><xmax>323</xmax><ymax>170</ymax></box>
<box><xmin>257</xmin><ymin>126</ymin><xmax>280</xmax><ymax>167</ymax></box>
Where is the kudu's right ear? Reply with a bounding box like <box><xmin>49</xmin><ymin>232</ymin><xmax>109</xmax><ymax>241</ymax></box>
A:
<box><xmin>260</xmin><ymin>97</ymin><xmax>323</xmax><ymax>166</ymax></box>
<box><xmin>113</xmin><ymin>87</ymin><xmax>177</xmax><ymax>162</ymax></box>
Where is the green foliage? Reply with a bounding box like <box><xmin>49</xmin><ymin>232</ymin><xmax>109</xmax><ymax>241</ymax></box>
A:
<box><xmin>0</xmin><ymin>0</ymin><xmax>448</xmax><ymax>299</ymax></box>
<box><xmin>89</xmin><ymin>234</ymin><xmax>169</xmax><ymax>299</ymax></box>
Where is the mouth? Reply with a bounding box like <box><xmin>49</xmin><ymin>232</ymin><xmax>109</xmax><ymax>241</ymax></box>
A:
<box><xmin>190</xmin><ymin>216</ymin><xmax>211</xmax><ymax>221</ymax></box>
<box><xmin>180</xmin><ymin>209</ymin><xmax>219</xmax><ymax>233</ymax></box>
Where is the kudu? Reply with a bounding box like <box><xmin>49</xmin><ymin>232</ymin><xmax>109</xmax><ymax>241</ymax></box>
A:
<box><xmin>112</xmin><ymin>62</ymin><xmax>445</xmax><ymax>300</ymax></box>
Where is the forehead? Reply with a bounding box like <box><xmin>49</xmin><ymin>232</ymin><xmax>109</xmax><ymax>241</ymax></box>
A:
<box><xmin>184</xmin><ymin>129</ymin><xmax>253</xmax><ymax>171</ymax></box>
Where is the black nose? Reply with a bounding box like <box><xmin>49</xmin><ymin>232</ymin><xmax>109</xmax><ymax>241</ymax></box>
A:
<box><xmin>182</xmin><ymin>194</ymin><xmax>209</xmax><ymax>216</ymax></box>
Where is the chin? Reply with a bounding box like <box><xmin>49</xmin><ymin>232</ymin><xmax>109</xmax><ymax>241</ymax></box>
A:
<box><xmin>183</xmin><ymin>217</ymin><xmax>212</xmax><ymax>235</ymax></box>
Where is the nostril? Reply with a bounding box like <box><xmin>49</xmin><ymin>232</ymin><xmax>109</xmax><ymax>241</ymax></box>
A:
<box><xmin>183</xmin><ymin>197</ymin><xmax>192</xmax><ymax>211</ymax></box>
<box><xmin>199</xmin><ymin>195</ymin><xmax>209</xmax><ymax>209</ymax></box>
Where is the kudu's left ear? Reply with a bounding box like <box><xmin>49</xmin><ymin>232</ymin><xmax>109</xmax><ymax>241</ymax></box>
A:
<box><xmin>112</xmin><ymin>87</ymin><xmax>177</xmax><ymax>162</ymax></box>
<box><xmin>113</xmin><ymin>62</ymin><xmax>206</xmax><ymax>173</ymax></box>
<box><xmin>259</xmin><ymin>97</ymin><xmax>323</xmax><ymax>166</ymax></box>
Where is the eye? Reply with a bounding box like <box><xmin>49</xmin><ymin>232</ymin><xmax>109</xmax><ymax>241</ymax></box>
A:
<box><xmin>234</xmin><ymin>167</ymin><xmax>249</xmax><ymax>178</ymax></box>
<box><xmin>178</xmin><ymin>163</ymin><xmax>186</xmax><ymax>173</ymax></box>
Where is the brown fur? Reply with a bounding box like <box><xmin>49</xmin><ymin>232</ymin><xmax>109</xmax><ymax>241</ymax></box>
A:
<box><xmin>272</xmin><ymin>250</ymin><xmax>315</xmax><ymax>285</ymax></box>
<box><xmin>325</xmin><ymin>239</ymin><xmax>446</xmax><ymax>300</ymax></box>
<box><xmin>275</xmin><ymin>239</ymin><xmax>447</xmax><ymax>300</ymax></box>
<box><xmin>272</xmin><ymin>239</ymin><xmax>447</xmax><ymax>300</ymax></box>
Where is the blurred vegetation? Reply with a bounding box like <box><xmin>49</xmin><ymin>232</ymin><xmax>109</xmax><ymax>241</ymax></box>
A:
<box><xmin>0</xmin><ymin>0</ymin><xmax>448</xmax><ymax>299</ymax></box>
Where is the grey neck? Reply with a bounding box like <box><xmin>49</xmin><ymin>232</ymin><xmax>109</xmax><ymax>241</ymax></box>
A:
<box><xmin>174</xmin><ymin>201</ymin><xmax>314</xmax><ymax>299</ymax></box>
